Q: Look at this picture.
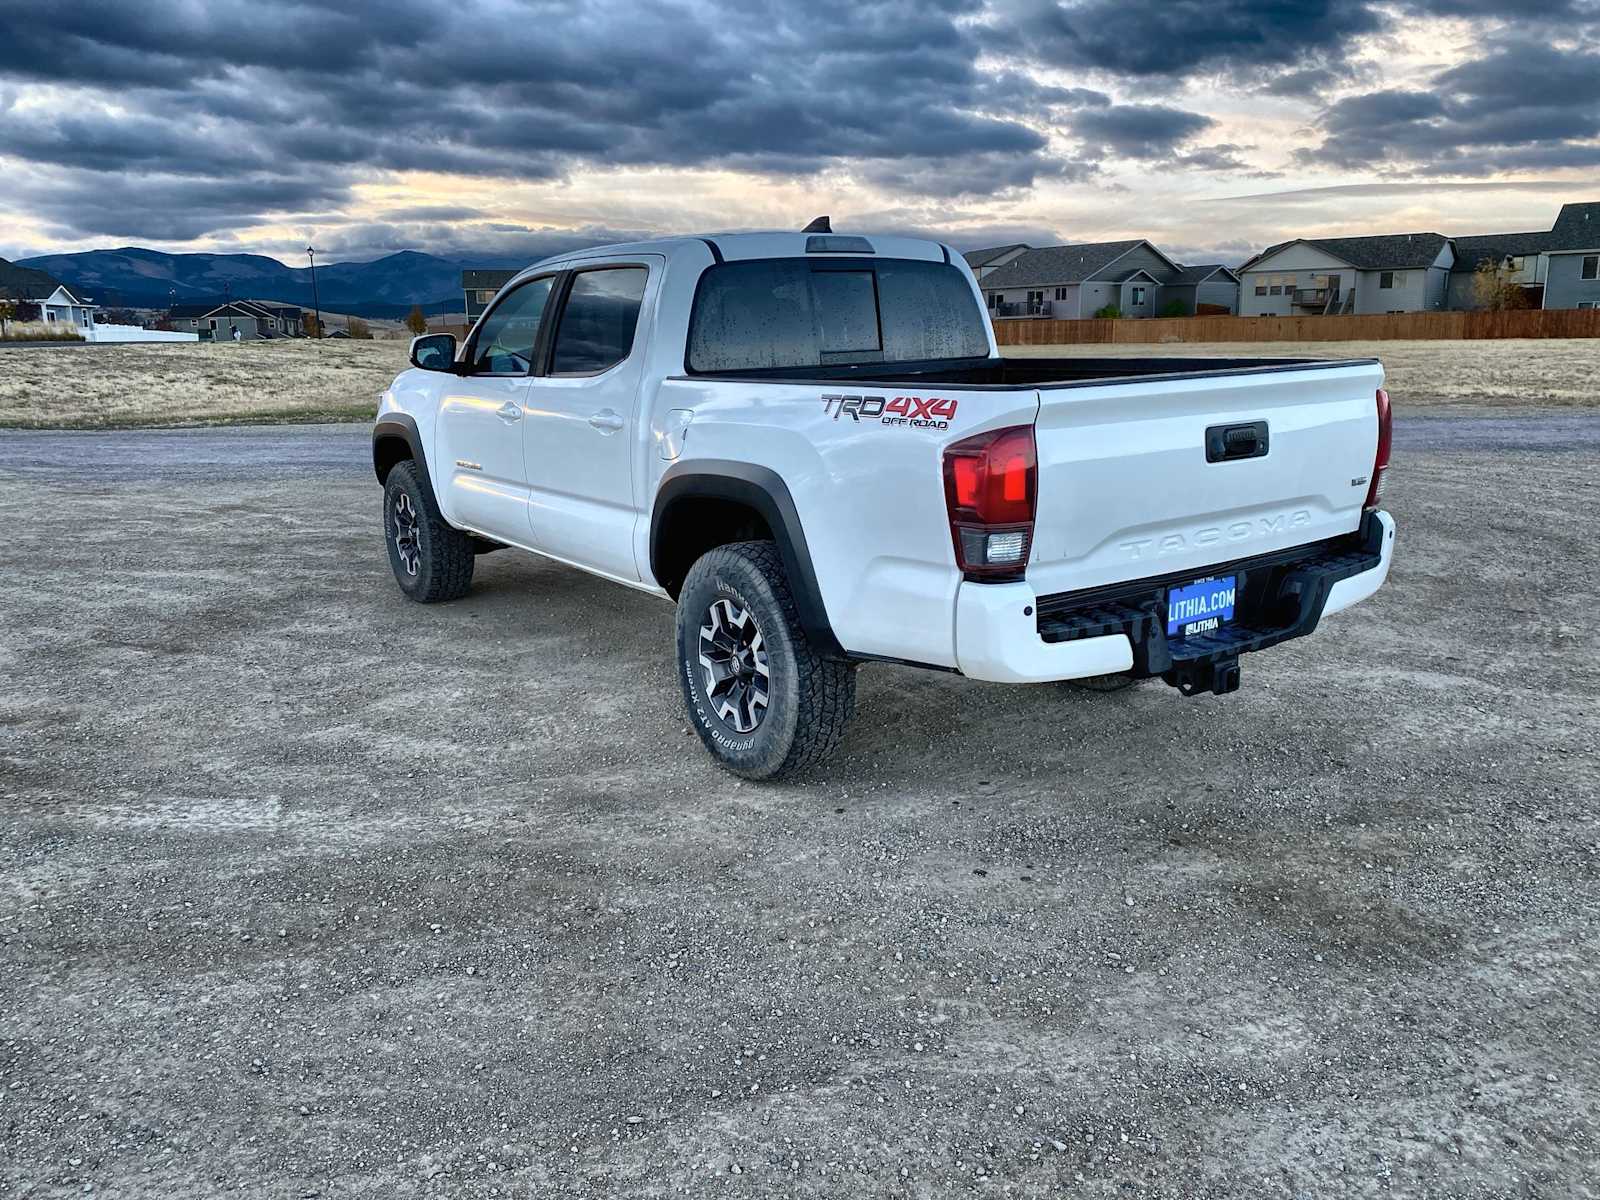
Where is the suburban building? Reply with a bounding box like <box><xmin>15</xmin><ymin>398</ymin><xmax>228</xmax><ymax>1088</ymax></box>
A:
<box><xmin>0</xmin><ymin>257</ymin><xmax>96</xmax><ymax>332</ymax></box>
<box><xmin>462</xmin><ymin>269</ymin><xmax>516</xmax><ymax>323</ymax></box>
<box><xmin>1239</xmin><ymin>233</ymin><xmax>1454</xmax><ymax>316</ymax></box>
<box><xmin>979</xmin><ymin>240</ymin><xmax>1237</xmax><ymax>319</ymax></box>
<box><xmin>961</xmin><ymin>244</ymin><xmax>1030</xmax><ymax>281</ymax></box>
<box><xmin>168</xmin><ymin>299</ymin><xmax>304</xmax><ymax>339</ymax></box>
<box><xmin>1446</xmin><ymin>201</ymin><xmax>1600</xmax><ymax>310</ymax></box>
<box><xmin>1161</xmin><ymin>264</ymin><xmax>1242</xmax><ymax>316</ymax></box>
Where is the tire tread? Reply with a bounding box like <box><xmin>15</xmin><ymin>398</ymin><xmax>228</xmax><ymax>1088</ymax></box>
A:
<box><xmin>682</xmin><ymin>540</ymin><xmax>855</xmax><ymax>778</ymax></box>
<box><xmin>386</xmin><ymin>461</ymin><xmax>474</xmax><ymax>603</ymax></box>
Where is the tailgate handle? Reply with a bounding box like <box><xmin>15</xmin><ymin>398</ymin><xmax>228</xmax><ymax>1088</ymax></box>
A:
<box><xmin>1206</xmin><ymin>420</ymin><xmax>1269</xmax><ymax>463</ymax></box>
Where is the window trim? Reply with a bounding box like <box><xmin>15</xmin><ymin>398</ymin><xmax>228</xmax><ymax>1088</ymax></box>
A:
<box><xmin>461</xmin><ymin>273</ymin><xmax>561</xmax><ymax>378</ymax></box>
<box><xmin>1581</xmin><ymin>254</ymin><xmax>1599</xmax><ymax>281</ymax></box>
<box><xmin>544</xmin><ymin>263</ymin><xmax>652</xmax><ymax>379</ymax></box>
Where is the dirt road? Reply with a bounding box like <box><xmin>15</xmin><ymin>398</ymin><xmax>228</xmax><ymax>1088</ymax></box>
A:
<box><xmin>2</xmin><ymin>411</ymin><xmax>1596</xmax><ymax>1197</ymax></box>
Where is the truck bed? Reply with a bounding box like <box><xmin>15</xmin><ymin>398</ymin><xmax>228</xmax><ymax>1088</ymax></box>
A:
<box><xmin>683</xmin><ymin>354</ymin><xmax>1376</xmax><ymax>389</ymax></box>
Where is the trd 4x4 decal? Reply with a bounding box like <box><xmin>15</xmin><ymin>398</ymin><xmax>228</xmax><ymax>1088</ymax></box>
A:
<box><xmin>821</xmin><ymin>394</ymin><xmax>958</xmax><ymax>430</ymax></box>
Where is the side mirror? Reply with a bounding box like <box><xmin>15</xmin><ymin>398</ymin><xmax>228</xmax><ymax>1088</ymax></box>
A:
<box><xmin>409</xmin><ymin>333</ymin><xmax>458</xmax><ymax>372</ymax></box>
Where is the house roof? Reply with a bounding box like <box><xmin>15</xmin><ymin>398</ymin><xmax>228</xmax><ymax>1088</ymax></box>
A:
<box><xmin>1107</xmin><ymin>267</ymin><xmax>1160</xmax><ymax>283</ymax></box>
<box><xmin>0</xmin><ymin>257</ymin><xmax>79</xmax><ymax>302</ymax></box>
<box><xmin>1169</xmin><ymin>263</ymin><xmax>1238</xmax><ymax>286</ymax></box>
<box><xmin>1243</xmin><ymin>232</ymin><xmax>1449</xmax><ymax>272</ymax></box>
<box><xmin>962</xmin><ymin>243</ymin><xmax>1029</xmax><ymax>268</ymax></box>
<box><xmin>978</xmin><ymin>240</ymin><xmax>1164</xmax><ymax>289</ymax></box>
<box><xmin>1449</xmin><ymin>232</ymin><xmax>1551</xmax><ymax>272</ymax></box>
<box><xmin>1550</xmin><ymin>201</ymin><xmax>1600</xmax><ymax>248</ymax></box>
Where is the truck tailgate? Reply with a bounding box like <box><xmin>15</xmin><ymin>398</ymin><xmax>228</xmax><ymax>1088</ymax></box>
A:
<box><xmin>1027</xmin><ymin>360</ymin><xmax>1384</xmax><ymax>597</ymax></box>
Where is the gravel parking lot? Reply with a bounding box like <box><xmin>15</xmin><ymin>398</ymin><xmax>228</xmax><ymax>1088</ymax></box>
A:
<box><xmin>2</xmin><ymin>410</ymin><xmax>1597</xmax><ymax>1198</ymax></box>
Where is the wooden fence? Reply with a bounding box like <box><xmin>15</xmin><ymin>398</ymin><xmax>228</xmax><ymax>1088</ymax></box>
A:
<box><xmin>992</xmin><ymin>307</ymin><xmax>1600</xmax><ymax>345</ymax></box>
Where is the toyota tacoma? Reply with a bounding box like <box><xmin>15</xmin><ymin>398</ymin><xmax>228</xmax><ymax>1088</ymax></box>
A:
<box><xmin>372</xmin><ymin>226</ymin><xmax>1395</xmax><ymax>778</ymax></box>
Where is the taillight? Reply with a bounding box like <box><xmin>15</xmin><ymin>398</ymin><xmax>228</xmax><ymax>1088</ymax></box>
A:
<box><xmin>1365</xmin><ymin>387</ymin><xmax>1392</xmax><ymax>511</ymax></box>
<box><xmin>942</xmin><ymin>424</ymin><xmax>1037</xmax><ymax>581</ymax></box>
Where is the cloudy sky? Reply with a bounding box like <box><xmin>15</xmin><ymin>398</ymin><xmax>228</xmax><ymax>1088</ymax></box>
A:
<box><xmin>1</xmin><ymin>0</ymin><xmax>1597</xmax><ymax>266</ymax></box>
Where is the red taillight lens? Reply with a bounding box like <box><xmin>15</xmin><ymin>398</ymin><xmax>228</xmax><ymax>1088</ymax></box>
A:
<box><xmin>1364</xmin><ymin>387</ymin><xmax>1392</xmax><ymax>511</ymax></box>
<box><xmin>943</xmin><ymin>424</ymin><xmax>1037</xmax><ymax>580</ymax></box>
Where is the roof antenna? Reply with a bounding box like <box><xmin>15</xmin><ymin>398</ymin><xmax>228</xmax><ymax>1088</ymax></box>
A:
<box><xmin>801</xmin><ymin>215</ymin><xmax>832</xmax><ymax>234</ymax></box>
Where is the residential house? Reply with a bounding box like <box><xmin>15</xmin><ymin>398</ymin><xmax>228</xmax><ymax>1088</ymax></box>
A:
<box><xmin>0</xmin><ymin>257</ymin><xmax>97</xmax><ymax>332</ymax></box>
<box><xmin>1447</xmin><ymin>201</ymin><xmax>1600</xmax><ymax>310</ymax></box>
<box><xmin>979</xmin><ymin>240</ymin><xmax>1191</xmax><ymax>319</ymax></box>
<box><xmin>961</xmin><ymin>243</ymin><xmax>1029</xmax><ymax>281</ymax></box>
<box><xmin>1444</xmin><ymin>230</ymin><xmax>1550</xmax><ymax>310</ymax></box>
<box><xmin>1238</xmin><ymin>233</ymin><xmax>1453</xmax><ymax>316</ymax></box>
<box><xmin>1162</xmin><ymin>264</ymin><xmax>1242</xmax><ymax>316</ymax></box>
<box><xmin>463</xmin><ymin>269</ymin><xmax>516</xmax><ymax>323</ymax></box>
<box><xmin>169</xmin><ymin>299</ymin><xmax>305</xmax><ymax>339</ymax></box>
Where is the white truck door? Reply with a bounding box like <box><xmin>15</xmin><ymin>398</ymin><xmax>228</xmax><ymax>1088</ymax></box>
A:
<box><xmin>432</xmin><ymin>275</ymin><xmax>555</xmax><ymax>541</ymax></box>
<box><xmin>521</xmin><ymin>262</ymin><xmax>654</xmax><ymax>581</ymax></box>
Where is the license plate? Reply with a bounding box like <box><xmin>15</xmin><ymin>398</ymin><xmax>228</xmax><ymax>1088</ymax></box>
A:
<box><xmin>1167</xmin><ymin>575</ymin><xmax>1236</xmax><ymax>638</ymax></box>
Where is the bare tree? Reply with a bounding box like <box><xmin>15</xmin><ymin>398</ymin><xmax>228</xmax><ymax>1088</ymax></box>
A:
<box><xmin>1472</xmin><ymin>259</ymin><xmax>1531</xmax><ymax>311</ymax></box>
<box><xmin>405</xmin><ymin>305</ymin><xmax>428</xmax><ymax>335</ymax></box>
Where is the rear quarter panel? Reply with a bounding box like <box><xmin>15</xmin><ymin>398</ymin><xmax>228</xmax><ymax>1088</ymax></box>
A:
<box><xmin>649</xmin><ymin>377</ymin><xmax>1036</xmax><ymax>666</ymax></box>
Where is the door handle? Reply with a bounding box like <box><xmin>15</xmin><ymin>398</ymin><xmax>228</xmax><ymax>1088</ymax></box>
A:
<box><xmin>1205</xmin><ymin>420</ymin><xmax>1268</xmax><ymax>462</ymax></box>
<box><xmin>588</xmin><ymin>409</ymin><xmax>625</xmax><ymax>433</ymax></box>
<box><xmin>496</xmin><ymin>401</ymin><xmax>522</xmax><ymax>423</ymax></box>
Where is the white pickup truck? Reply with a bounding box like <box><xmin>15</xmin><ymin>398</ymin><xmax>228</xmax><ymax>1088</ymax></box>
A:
<box><xmin>373</xmin><ymin>227</ymin><xmax>1395</xmax><ymax>778</ymax></box>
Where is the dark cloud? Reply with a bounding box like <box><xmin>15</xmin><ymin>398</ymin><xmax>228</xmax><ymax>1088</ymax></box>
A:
<box><xmin>994</xmin><ymin>0</ymin><xmax>1384</xmax><ymax>77</ymax></box>
<box><xmin>1297</xmin><ymin>42</ymin><xmax>1600</xmax><ymax>173</ymax></box>
<box><xmin>0</xmin><ymin>0</ymin><xmax>1084</xmax><ymax>239</ymax></box>
<box><xmin>1261</xmin><ymin>66</ymin><xmax>1341</xmax><ymax>98</ymax></box>
<box><xmin>1070</xmin><ymin>105</ymin><xmax>1214</xmax><ymax>159</ymax></box>
<box><xmin>6</xmin><ymin>168</ymin><xmax>351</xmax><ymax>241</ymax></box>
<box><xmin>1</xmin><ymin>0</ymin><xmax>1588</xmax><ymax>249</ymax></box>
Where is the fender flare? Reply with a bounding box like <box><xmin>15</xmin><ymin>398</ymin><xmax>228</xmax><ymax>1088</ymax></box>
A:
<box><xmin>651</xmin><ymin>460</ymin><xmax>844</xmax><ymax>659</ymax></box>
<box><xmin>371</xmin><ymin>414</ymin><xmax>439</xmax><ymax>506</ymax></box>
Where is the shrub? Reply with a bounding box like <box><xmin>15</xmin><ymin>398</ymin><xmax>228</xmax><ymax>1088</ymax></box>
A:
<box><xmin>1092</xmin><ymin>304</ymin><xmax>1122</xmax><ymax>319</ymax></box>
<box><xmin>1159</xmin><ymin>299</ymin><xmax>1189</xmax><ymax>318</ymax></box>
<box><xmin>0</xmin><ymin>320</ymin><xmax>85</xmax><ymax>343</ymax></box>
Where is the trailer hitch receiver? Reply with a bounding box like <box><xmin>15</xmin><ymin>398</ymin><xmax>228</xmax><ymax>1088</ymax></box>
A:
<box><xmin>1165</xmin><ymin>656</ymin><xmax>1241</xmax><ymax>697</ymax></box>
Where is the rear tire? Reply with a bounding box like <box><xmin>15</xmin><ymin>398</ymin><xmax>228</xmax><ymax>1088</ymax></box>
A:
<box><xmin>676</xmin><ymin>541</ymin><xmax>855</xmax><ymax>780</ymax></box>
<box><xmin>383</xmin><ymin>461</ymin><xmax>474</xmax><ymax>603</ymax></box>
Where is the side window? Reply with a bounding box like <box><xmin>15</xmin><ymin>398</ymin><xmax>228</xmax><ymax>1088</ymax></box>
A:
<box><xmin>467</xmin><ymin>277</ymin><xmax>553</xmax><ymax>375</ymax></box>
<box><xmin>550</xmin><ymin>267</ymin><xmax>648</xmax><ymax>374</ymax></box>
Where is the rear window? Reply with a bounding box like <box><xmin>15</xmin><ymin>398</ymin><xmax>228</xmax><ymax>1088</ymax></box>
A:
<box><xmin>686</xmin><ymin>257</ymin><xmax>988</xmax><ymax>373</ymax></box>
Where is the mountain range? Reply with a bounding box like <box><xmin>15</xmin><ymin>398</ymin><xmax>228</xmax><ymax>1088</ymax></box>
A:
<box><xmin>15</xmin><ymin>247</ymin><xmax>532</xmax><ymax>318</ymax></box>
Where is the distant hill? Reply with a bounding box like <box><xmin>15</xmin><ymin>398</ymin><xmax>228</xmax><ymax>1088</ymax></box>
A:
<box><xmin>15</xmin><ymin>247</ymin><xmax>530</xmax><ymax>318</ymax></box>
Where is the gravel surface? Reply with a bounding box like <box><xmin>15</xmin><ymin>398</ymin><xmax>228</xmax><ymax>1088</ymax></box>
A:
<box><xmin>2</xmin><ymin>411</ymin><xmax>1597</xmax><ymax>1198</ymax></box>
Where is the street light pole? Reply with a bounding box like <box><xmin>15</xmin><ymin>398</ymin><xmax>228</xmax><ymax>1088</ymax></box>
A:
<box><xmin>306</xmin><ymin>246</ymin><xmax>322</xmax><ymax>339</ymax></box>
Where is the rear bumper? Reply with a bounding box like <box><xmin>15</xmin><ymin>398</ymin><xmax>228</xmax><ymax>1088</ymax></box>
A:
<box><xmin>954</xmin><ymin>510</ymin><xmax>1394</xmax><ymax>684</ymax></box>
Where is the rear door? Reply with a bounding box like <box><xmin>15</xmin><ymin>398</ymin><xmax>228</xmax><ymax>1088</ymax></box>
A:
<box><xmin>432</xmin><ymin>275</ymin><xmax>556</xmax><ymax>540</ymax></box>
<box><xmin>521</xmin><ymin>260</ymin><xmax>656</xmax><ymax>581</ymax></box>
<box><xmin>1026</xmin><ymin>361</ymin><xmax>1384</xmax><ymax>597</ymax></box>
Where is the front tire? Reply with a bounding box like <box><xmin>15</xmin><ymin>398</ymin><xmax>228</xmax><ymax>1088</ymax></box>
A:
<box><xmin>676</xmin><ymin>541</ymin><xmax>855</xmax><ymax>780</ymax></box>
<box><xmin>383</xmin><ymin>461</ymin><xmax>475</xmax><ymax>603</ymax></box>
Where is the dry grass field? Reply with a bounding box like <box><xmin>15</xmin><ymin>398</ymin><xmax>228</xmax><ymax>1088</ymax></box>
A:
<box><xmin>0</xmin><ymin>338</ymin><xmax>409</xmax><ymax>429</ymax></box>
<box><xmin>1004</xmin><ymin>337</ymin><xmax>1600</xmax><ymax>407</ymax></box>
<box><xmin>0</xmin><ymin>335</ymin><xmax>1596</xmax><ymax>429</ymax></box>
